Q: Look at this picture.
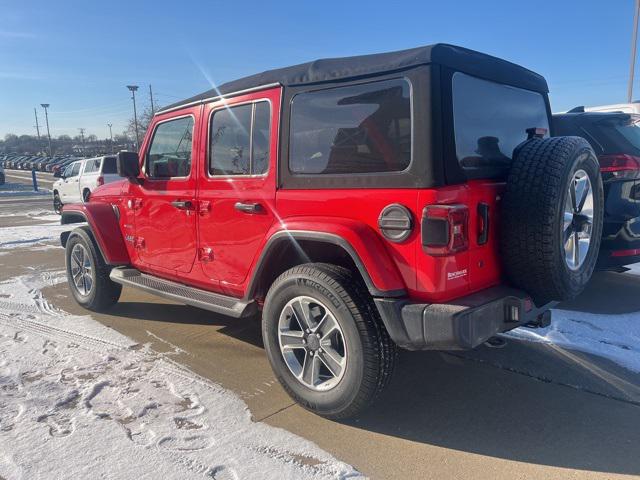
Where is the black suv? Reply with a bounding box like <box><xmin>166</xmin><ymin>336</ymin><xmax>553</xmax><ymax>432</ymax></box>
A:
<box><xmin>554</xmin><ymin>110</ymin><xmax>640</xmax><ymax>268</ymax></box>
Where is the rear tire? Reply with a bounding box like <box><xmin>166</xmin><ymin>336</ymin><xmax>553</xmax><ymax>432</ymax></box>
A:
<box><xmin>262</xmin><ymin>263</ymin><xmax>397</xmax><ymax>419</ymax></box>
<box><xmin>501</xmin><ymin>136</ymin><xmax>604</xmax><ymax>304</ymax></box>
<box><xmin>53</xmin><ymin>193</ymin><xmax>63</xmax><ymax>214</ymax></box>
<box><xmin>65</xmin><ymin>226</ymin><xmax>121</xmax><ymax>311</ymax></box>
<box><xmin>82</xmin><ymin>189</ymin><xmax>91</xmax><ymax>203</ymax></box>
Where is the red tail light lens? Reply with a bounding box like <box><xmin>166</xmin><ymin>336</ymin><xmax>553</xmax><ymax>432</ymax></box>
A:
<box><xmin>599</xmin><ymin>154</ymin><xmax>640</xmax><ymax>179</ymax></box>
<box><xmin>97</xmin><ymin>176</ymin><xmax>104</xmax><ymax>186</ymax></box>
<box><xmin>422</xmin><ymin>204</ymin><xmax>469</xmax><ymax>256</ymax></box>
<box><xmin>611</xmin><ymin>248</ymin><xmax>640</xmax><ymax>257</ymax></box>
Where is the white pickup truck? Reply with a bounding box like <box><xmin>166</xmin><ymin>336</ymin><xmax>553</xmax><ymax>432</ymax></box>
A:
<box><xmin>52</xmin><ymin>156</ymin><xmax>119</xmax><ymax>213</ymax></box>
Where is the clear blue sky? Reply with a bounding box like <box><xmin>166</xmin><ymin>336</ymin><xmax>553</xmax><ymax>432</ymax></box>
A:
<box><xmin>0</xmin><ymin>0</ymin><xmax>637</xmax><ymax>138</ymax></box>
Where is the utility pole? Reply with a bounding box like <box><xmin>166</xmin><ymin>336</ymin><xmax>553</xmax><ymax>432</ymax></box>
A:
<box><xmin>33</xmin><ymin>108</ymin><xmax>42</xmax><ymax>155</ymax></box>
<box><xmin>107</xmin><ymin>123</ymin><xmax>113</xmax><ymax>153</ymax></box>
<box><xmin>78</xmin><ymin>128</ymin><xmax>86</xmax><ymax>155</ymax></box>
<box><xmin>33</xmin><ymin>108</ymin><xmax>41</xmax><ymax>141</ymax></box>
<box><xmin>40</xmin><ymin>104</ymin><xmax>53</xmax><ymax>157</ymax></box>
<box><xmin>149</xmin><ymin>84</ymin><xmax>155</xmax><ymax>114</ymax></box>
<box><xmin>126</xmin><ymin>85</ymin><xmax>140</xmax><ymax>150</ymax></box>
<box><xmin>629</xmin><ymin>0</ymin><xmax>640</xmax><ymax>102</ymax></box>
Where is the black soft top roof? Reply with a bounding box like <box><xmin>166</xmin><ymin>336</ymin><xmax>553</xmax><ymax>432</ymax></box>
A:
<box><xmin>159</xmin><ymin>43</ymin><xmax>548</xmax><ymax>113</ymax></box>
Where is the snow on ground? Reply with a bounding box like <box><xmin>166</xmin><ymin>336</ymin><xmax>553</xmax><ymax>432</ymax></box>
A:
<box><xmin>0</xmin><ymin>181</ymin><xmax>51</xmax><ymax>196</ymax></box>
<box><xmin>0</xmin><ymin>270</ymin><xmax>362</xmax><ymax>480</ymax></box>
<box><xmin>506</xmin><ymin>308</ymin><xmax>640</xmax><ymax>373</ymax></box>
<box><xmin>0</xmin><ymin>220</ymin><xmax>68</xmax><ymax>251</ymax></box>
<box><xmin>505</xmin><ymin>266</ymin><xmax>640</xmax><ymax>373</ymax></box>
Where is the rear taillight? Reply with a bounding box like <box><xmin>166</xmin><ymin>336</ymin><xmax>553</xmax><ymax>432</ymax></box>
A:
<box><xmin>599</xmin><ymin>154</ymin><xmax>640</xmax><ymax>179</ymax></box>
<box><xmin>97</xmin><ymin>176</ymin><xmax>104</xmax><ymax>186</ymax></box>
<box><xmin>422</xmin><ymin>204</ymin><xmax>469</xmax><ymax>256</ymax></box>
<box><xmin>611</xmin><ymin>248</ymin><xmax>640</xmax><ymax>257</ymax></box>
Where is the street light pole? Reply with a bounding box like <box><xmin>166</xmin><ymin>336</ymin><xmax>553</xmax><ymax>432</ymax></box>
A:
<box><xmin>126</xmin><ymin>85</ymin><xmax>140</xmax><ymax>151</ymax></box>
<box><xmin>107</xmin><ymin>123</ymin><xmax>113</xmax><ymax>153</ymax></box>
<box><xmin>629</xmin><ymin>0</ymin><xmax>640</xmax><ymax>102</ymax></box>
<box><xmin>40</xmin><ymin>104</ymin><xmax>53</xmax><ymax>157</ymax></box>
<box><xmin>149</xmin><ymin>84</ymin><xmax>155</xmax><ymax>114</ymax></box>
<box><xmin>78</xmin><ymin>128</ymin><xmax>86</xmax><ymax>155</ymax></box>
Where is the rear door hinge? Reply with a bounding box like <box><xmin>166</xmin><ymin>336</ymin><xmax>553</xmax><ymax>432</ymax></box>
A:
<box><xmin>198</xmin><ymin>247</ymin><xmax>214</xmax><ymax>262</ymax></box>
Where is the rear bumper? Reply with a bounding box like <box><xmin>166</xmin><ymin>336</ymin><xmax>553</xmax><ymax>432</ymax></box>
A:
<box><xmin>374</xmin><ymin>286</ymin><xmax>555</xmax><ymax>351</ymax></box>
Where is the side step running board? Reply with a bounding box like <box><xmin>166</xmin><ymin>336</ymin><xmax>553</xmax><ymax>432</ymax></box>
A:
<box><xmin>109</xmin><ymin>268</ymin><xmax>257</xmax><ymax>318</ymax></box>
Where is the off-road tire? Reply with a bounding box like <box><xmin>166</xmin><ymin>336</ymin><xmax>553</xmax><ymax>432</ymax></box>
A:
<box><xmin>65</xmin><ymin>226</ymin><xmax>121</xmax><ymax>311</ymax></box>
<box><xmin>262</xmin><ymin>263</ymin><xmax>397</xmax><ymax>419</ymax></box>
<box><xmin>53</xmin><ymin>193</ymin><xmax>62</xmax><ymax>214</ymax></box>
<box><xmin>501</xmin><ymin>136</ymin><xmax>604</xmax><ymax>304</ymax></box>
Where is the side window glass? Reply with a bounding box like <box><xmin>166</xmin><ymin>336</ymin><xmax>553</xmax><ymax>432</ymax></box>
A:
<box><xmin>102</xmin><ymin>157</ymin><xmax>117</xmax><ymax>174</ymax></box>
<box><xmin>252</xmin><ymin>102</ymin><xmax>271</xmax><ymax>175</ymax></box>
<box><xmin>146</xmin><ymin>116</ymin><xmax>194</xmax><ymax>178</ymax></box>
<box><xmin>210</xmin><ymin>104</ymin><xmax>252</xmax><ymax>175</ymax></box>
<box><xmin>209</xmin><ymin>101</ymin><xmax>271</xmax><ymax>176</ymax></box>
<box><xmin>84</xmin><ymin>159</ymin><xmax>100</xmax><ymax>173</ymax></box>
<box><xmin>68</xmin><ymin>163</ymin><xmax>81</xmax><ymax>177</ymax></box>
<box><xmin>289</xmin><ymin>78</ymin><xmax>411</xmax><ymax>174</ymax></box>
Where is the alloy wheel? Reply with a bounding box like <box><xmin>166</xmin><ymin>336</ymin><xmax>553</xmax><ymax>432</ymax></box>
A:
<box><xmin>70</xmin><ymin>243</ymin><xmax>93</xmax><ymax>296</ymax></box>
<box><xmin>563</xmin><ymin>169</ymin><xmax>594</xmax><ymax>270</ymax></box>
<box><xmin>278</xmin><ymin>296</ymin><xmax>347</xmax><ymax>391</ymax></box>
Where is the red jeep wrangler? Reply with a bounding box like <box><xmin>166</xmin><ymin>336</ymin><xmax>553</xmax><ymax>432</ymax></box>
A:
<box><xmin>60</xmin><ymin>44</ymin><xmax>604</xmax><ymax>418</ymax></box>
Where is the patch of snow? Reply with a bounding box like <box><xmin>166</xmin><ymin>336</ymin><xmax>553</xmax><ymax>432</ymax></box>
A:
<box><xmin>625</xmin><ymin>262</ymin><xmax>640</xmax><ymax>276</ymax></box>
<box><xmin>507</xmin><ymin>307</ymin><xmax>640</xmax><ymax>373</ymax></box>
<box><xmin>0</xmin><ymin>270</ymin><xmax>361</xmax><ymax>480</ymax></box>
<box><xmin>0</xmin><ymin>181</ymin><xmax>51</xmax><ymax>196</ymax></box>
<box><xmin>0</xmin><ymin>223</ymin><xmax>70</xmax><ymax>250</ymax></box>
<box><xmin>0</xmin><ymin>209</ymin><xmax>53</xmax><ymax>219</ymax></box>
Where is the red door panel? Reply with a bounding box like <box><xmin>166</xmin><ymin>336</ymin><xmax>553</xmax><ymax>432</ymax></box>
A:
<box><xmin>132</xmin><ymin>107</ymin><xmax>201</xmax><ymax>275</ymax></box>
<box><xmin>197</xmin><ymin>87</ymin><xmax>281</xmax><ymax>295</ymax></box>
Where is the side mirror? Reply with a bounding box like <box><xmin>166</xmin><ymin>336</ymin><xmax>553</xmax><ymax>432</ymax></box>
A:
<box><xmin>117</xmin><ymin>151</ymin><xmax>140</xmax><ymax>179</ymax></box>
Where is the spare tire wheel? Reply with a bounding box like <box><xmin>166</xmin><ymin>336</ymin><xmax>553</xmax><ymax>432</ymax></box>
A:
<box><xmin>501</xmin><ymin>136</ymin><xmax>603</xmax><ymax>304</ymax></box>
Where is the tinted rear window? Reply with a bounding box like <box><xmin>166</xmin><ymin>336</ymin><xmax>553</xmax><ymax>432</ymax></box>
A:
<box><xmin>453</xmin><ymin>72</ymin><xmax>549</xmax><ymax>179</ymax></box>
<box><xmin>583</xmin><ymin>115</ymin><xmax>640</xmax><ymax>155</ymax></box>
<box><xmin>102</xmin><ymin>157</ymin><xmax>117</xmax><ymax>174</ymax></box>
<box><xmin>289</xmin><ymin>78</ymin><xmax>411</xmax><ymax>174</ymax></box>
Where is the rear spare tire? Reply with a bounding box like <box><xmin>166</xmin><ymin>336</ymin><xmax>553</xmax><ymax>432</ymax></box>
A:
<box><xmin>501</xmin><ymin>136</ymin><xmax>603</xmax><ymax>304</ymax></box>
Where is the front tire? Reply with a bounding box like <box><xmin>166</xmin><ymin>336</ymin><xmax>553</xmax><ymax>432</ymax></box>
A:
<box><xmin>65</xmin><ymin>227</ymin><xmax>121</xmax><ymax>311</ymax></box>
<box><xmin>262</xmin><ymin>263</ymin><xmax>397</xmax><ymax>419</ymax></box>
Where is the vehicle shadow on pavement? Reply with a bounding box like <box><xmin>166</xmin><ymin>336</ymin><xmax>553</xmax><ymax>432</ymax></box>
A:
<box><xmin>346</xmin><ymin>342</ymin><xmax>640</xmax><ymax>475</ymax></box>
<box><xmin>108</xmin><ymin>302</ymin><xmax>264</xmax><ymax>348</ymax></box>
<box><xmin>560</xmin><ymin>270</ymin><xmax>640</xmax><ymax>314</ymax></box>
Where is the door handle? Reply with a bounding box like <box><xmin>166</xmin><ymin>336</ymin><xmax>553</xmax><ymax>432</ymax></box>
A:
<box><xmin>171</xmin><ymin>200</ymin><xmax>193</xmax><ymax>210</ymax></box>
<box><xmin>234</xmin><ymin>202</ymin><xmax>263</xmax><ymax>214</ymax></box>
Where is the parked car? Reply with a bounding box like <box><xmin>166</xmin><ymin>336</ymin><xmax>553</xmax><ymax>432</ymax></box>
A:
<box><xmin>52</xmin><ymin>156</ymin><xmax>119</xmax><ymax>213</ymax></box>
<box><xmin>59</xmin><ymin>44</ymin><xmax>605</xmax><ymax>418</ymax></box>
<box><xmin>51</xmin><ymin>157</ymin><xmax>78</xmax><ymax>175</ymax></box>
<box><xmin>554</xmin><ymin>109</ymin><xmax>640</xmax><ymax>267</ymax></box>
<box><xmin>583</xmin><ymin>102</ymin><xmax>640</xmax><ymax>115</ymax></box>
